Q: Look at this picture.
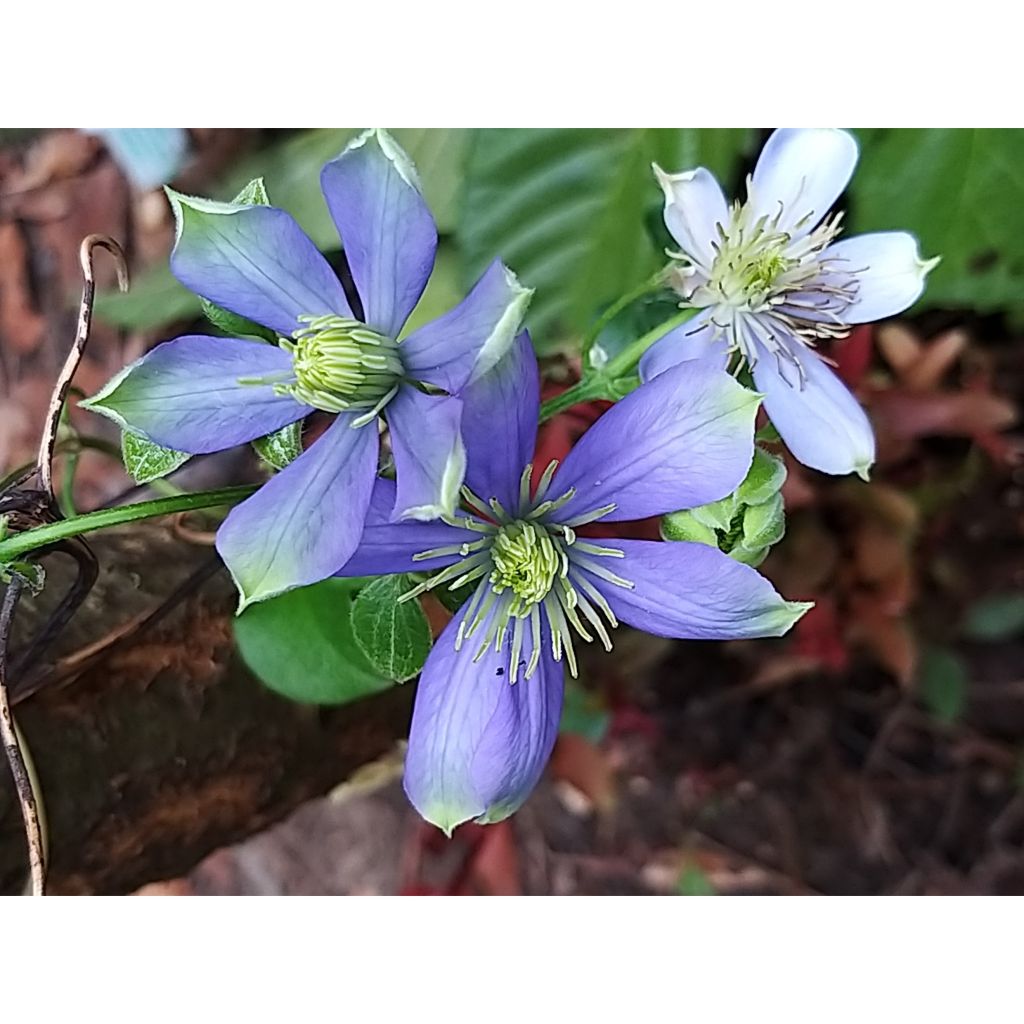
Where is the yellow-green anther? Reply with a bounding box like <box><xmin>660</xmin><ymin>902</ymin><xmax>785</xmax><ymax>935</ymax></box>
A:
<box><xmin>278</xmin><ymin>314</ymin><xmax>403</xmax><ymax>414</ymax></box>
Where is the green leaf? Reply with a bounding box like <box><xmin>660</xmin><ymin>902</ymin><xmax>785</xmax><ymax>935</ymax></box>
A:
<box><xmin>559</xmin><ymin>677</ymin><xmax>611</xmax><ymax>743</ymax></box>
<box><xmin>963</xmin><ymin>592</ymin><xmax>1024</xmax><ymax>642</ymax></box>
<box><xmin>917</xmin><ymin>646</ymin><xmax>969</xmax><ymax>725</ymax></box>
<box><xmin>252</xmin><ymin>421</ymin><xmax>302</xmax><ymax>471</ymax></box>
<box><xmin>677</xmin><ymin>862</ymin><xmax>716</xmax><ymax>896</ymax></box>
<box><xmin>121</xmin><ymin>430</ymin><xmax>190</xmax><ymax>484</ymax></box>
<box><xmin>97</xmin><ymin>129</ymin><xmax>468</xmax><ymax>331</ymax></box>
<box><xmin>850</xmin><ymin>129</ymin><xmax>1024</xmax><ymax>319</ymax></box>
<box><xmin>459</xmin><ymin>129</ymin><xmax>752</xmax><ymax>351</ymax></box>
<box><xmin>234</xmin><ymin>577</ymin><xmax>394</xmax><ymax>705</ymax></box>
<box><xmin>350</xmin><ymin>575</ymin><xmax>432</xmax><ymax>683</ymax></box>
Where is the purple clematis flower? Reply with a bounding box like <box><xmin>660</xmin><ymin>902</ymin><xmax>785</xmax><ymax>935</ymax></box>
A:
<box><xmin>641</xmin><ymin>128</ymin><xmax>939</xmax><ymax>479</ymax></box>
<box><xmin>83</xmin><ymin>129</ymin><xmax>531</xmax><ymax>609</ymax></box>
<box><xmin>339</xmin><ymin>335</ymin><xmax>811</xmax><ymax>833</ymax></box>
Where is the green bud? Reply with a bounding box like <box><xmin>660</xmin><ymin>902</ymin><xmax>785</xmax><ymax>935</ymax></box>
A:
<box><xmin>661</xmin><ymin>447</ymin><xmax>787</xmax><ymax>567</ymax></box>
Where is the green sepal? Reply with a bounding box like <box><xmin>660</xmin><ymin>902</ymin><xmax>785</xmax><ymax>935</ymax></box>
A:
<box><xmin>660</xmin><ymin>511</ymin><xmax>718</xmax><ymax>546</ymax></box>
<box><xmin>121</xmin><ymin>430</ymin><xmax>191</xmax><ymax>484</ymax></box>
<box><xmin>740</xmin><ymin>447</ymin><xmax>787</xmax><ymax>506</ymax></box>
<box><xmin>741</xmin><ymin>491</ymin><xmax>785</xmax><ymax>550</ymax></box>
<box><xmin>252</xmin><ymin>421</ymin><xmax>302</xmax><ymax>471</ymax></box>
<box><xmin>349</xmin><ymin>574</ymin><xmax>432</xmax><ymax>683</ymax></box>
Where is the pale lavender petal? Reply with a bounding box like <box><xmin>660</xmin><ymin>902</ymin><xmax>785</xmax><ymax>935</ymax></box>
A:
<box><xmin>337</xmin><ymin>479</ymin><xmax>479</xmax><ymax>577</ymax></box>
<box><xmin>218</xmin><ymin>413</ymin><xmax>378</xmax><ymax>610</ymax></box>
<box><xmin>749</xmin><ymin>128</ymin><xmax>858</xmax><ymax>234</ymax></box>
<box><xmin>168</xmin><ymin>192</ymin><xmax>351</xmax><ymax>337</ymax></box>
<box><xmin>551</xmin><ymin>361</ymin><xmax>760</xmax><ymax>523</ymax></box>
<box><xmin>753</xmin><ymin>346</ymin><xmax>875</xmax><ymax>478</ymax></box>
<box><xmin>638</xmin><ymin>309</ymin><xmax>730</xmax><ymax>382</ymax></box>
<box><xmin>321</xmin><ymin>129</ymin><xmax>437</xmax><ymax>338</ymax></box>
<box><xmin>386</xmin><ymin>385</ymin><xmax>465</xmax><ymax>521</ymax></box>
<box><xmin>461</xmin><ymin>332</ymin><xmax>539</xmax><ymax>511</ymax></box>
<box><xmin>654</xmin><ymin>165</ymin><xmax>729</xmax><ymax>271</ymax></box>
<box><xmin>81</xmin><ymin>335</ymin><xmax>309</xmax><ymax>453</ymax></box>
<box><xmin>404</xmin><ymin>604</ymin><xmax>564</xmax><ymax>835</ymax></box>
<box><xmin>401</xmin><ymin>260</ymin><xmax>532</xmax><ymax>394</ymax></box>
<box><xmin>581</xmin><ymin>539</ymin><xmax>811</xmax><ymax>639</ymax></box>
<box><xmin>826</xmin><ymin>232</ymin><xmax>938</xmax><ymax>323</ymax></box>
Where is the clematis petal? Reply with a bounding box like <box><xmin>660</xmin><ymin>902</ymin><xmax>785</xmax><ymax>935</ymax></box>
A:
<box><xmin>401</xmin><ymin>260</ymin><xmax>532</xmax><ymax>395</ymax></box>
<box><xmin>404</xmin><ymin>604</ymin><xmax>564</xmax><ymax>835</ymax></box>
<box><xmin>217</xmin><ymin>413</ymin><xmax>378</xmax><ymax>610</ymax></box>
<box><xmin>386</xmin><ymin>385</ymin><xmax>465</xmax><ymax>522</ymax></box>
<box><xmin>585</xmin><ymin>539</ymin><xmax>811</xmax><ymax>640</ymax></box>
<box><xmin>168</xmin><ymin>191</ymin><xmax>351</xmax><ymax>338</ymax></box>
<box><xmin>551</xmin><ymin>361</ymin><xmax>760</xmax><ymax>523</ymax></box>
<box><xmin>826</xmin><ymin>232</ymin><xmax>939</xmax><ymax>323</ymax></box>
<box><xmin>321</xmin><ymin>128</ymin><xmax>438</xmax><ymax>338</ymax></box>
<box><xmin>461</xmin><ymin>332</ymin><xmax>539</xmax><ymax>511</ymax></box>
<box><xmin>638</xmin><ymin>309</ymin><xmax>730</xmax><ymax>382</ymax></box>
<box><xmin>753</xmin><ymin>344</ymin><xmax>875</xmax><ymax>478</ymax></box>
<box><xmin>749</xmin><ymin>128</ymin><xmax>859</xmax><ymax>234</ymax></box>
<box><xmin>81</xmin><ymin>335</ymin><xmax>309</xmax><ymax>453</ymax></box>
<box><xmin>654</xmin><ymin>164</ymin><xmax>729</xmax><ymax>271</ymax></box>
<box><xmin>337</xmin><ymin>478</ymin><xmax>479</xmax><ymax>577</ymax></box>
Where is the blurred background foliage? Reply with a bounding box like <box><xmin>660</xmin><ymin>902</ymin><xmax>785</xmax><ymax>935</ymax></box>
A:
<box><xmin>96</xmin><ymin>128</ymin><xmax>1024</xmax><ymax>352</ymax></box>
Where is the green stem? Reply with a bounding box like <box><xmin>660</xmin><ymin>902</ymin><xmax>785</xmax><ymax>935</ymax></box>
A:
<box><xmin>579</xmin><ymin>266</ymin><xmax>671</xmax><ymax>358</ymax></box>
<box><xmin>539</xmin><ymin>309</ymin><xmax>696</xmax><ymax>423</ymax></box>
<box><xmin>0</xmin><ymin>486</ymin><xmax>256</xmax><ymax>562</ymax></box>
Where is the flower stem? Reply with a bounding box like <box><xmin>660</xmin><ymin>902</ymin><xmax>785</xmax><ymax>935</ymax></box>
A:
<box><xmin>539</xmin><ymin>308</ymin><xmax>695</xmax><ymax>423</ymax></box>
<box><xmin>579</xmin><ymin>266</ymin><xmax>671</xmax><ymax>359</ymax></box>
<box><xmin>0</xmin><ymin>486</ymin><xmax>256</xmax><ymax>563</ymax></box>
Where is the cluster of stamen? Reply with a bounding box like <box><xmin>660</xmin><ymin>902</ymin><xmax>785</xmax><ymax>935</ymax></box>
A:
<box><xmin>674</xmin><ymin>180</ymin><xmax>866</xmax><ymax>388</ymax></box>
<box><xmin>402</xmin><ymin>461</ymin><xmax>634</xmax><ymax>683</ymax></box>
<box><xmin>277</xmin><ymin>314</ymin><xmax>404</xmax><ymax>422</ymax></box>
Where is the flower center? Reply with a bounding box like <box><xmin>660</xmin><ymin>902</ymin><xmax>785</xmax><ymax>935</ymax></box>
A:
<box><xmin>489</xmin><ymin>521</ymin><xmax>560</xmax><ymax>610</ymax></box>
<box><xmin>278</xmin><ymin>314</ymin><xmax>403</xmax><ymax>416</ymax></box>
<box><xmin>402</xmin><ymin>463</ymin><xmax>634</xmax><ymax>682</ymax></box>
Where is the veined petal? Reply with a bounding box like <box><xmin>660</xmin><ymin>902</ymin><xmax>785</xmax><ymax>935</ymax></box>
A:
<box><xmin>404</xmin><ymin>605</ymin><xmax>564</xmax><ymax>835</ymax></box>
<box><xmin>338</xmin><ymin>478</ymin><xmax>479</xmax><ymax>577</ymax></box>
<box><xmin>753</xmin><ymin>345</ymin><xmax>875</xmax><ymax>478</ymax></box>
<box><xmin>461</xmin><ymin>332</ymin><xmax>539</xmax><ymax>511</ymax></box>
<box><xmin>217</xmin><ymin>413</ymin><xmax>378</xmax><ymax>610</ymax></box>
<box><xmin>168</xmin><ymin>190</ymin><xmax>351</xmax><ymax>338</ymax></box>
<box><xmin>654</xmin><ymin>165</ymin><xmax>729</xmax><ymax>271</ymax></box>
<box><xmin>401</xmin><ymin>261</ymin><xmax>532</xmax><ymax>395</ymax></box>
<box><xmin>80</xmin><ymin>335</ymin><xmax>309</xmax><ymax>453</ymax></box>
<box><xmin>321</xmin><ymin>128</ymin><xmax>438</xmax><ymax>338</ymax></box>
<box><xmin>749</xmin><ymin>128</ymin><xmax>858</xmax><ymax>234</ymax></box>
<box><xmin>386</xmin><ymin>385</ymin><xmax>465</xmax><ymax>522</ymax></box>
<box><xmin>638</xmin><ymin>309</ymin><xmax>730</xmax><ymax>382</ymax></box>
<box><xmin>551</xmin><ymin>361</ymin><xmax>760</xmax><ymax>523</ymax></box>
<box><xmin>827</xmin><ymin>232</ymin><xmax>939</xmax><ymax>323</ymax></box>
<box><xmin>589</xmin><ymin>539</ymin><xmax>811</xmax><ymax>640</ymax></box>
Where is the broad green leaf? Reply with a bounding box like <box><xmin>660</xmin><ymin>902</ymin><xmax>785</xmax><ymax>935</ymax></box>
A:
<box><xmin>97</xmin><ymin>129</ymin><xmax>468</xmax><ymax>330</ymax></box>
<box><xmin>917</xmin><ymin>646</ymin><xmax>968</xmax><ymax>725</ymax></box>
<box><xmin>252</xmin><ymin>421</ymin><xmax>302</xmax><ymax>471</ymax></box>
<box><xmin>234</xmin><ymin>576</ymin><xmax>394</xmax><ymax>705</ymax></box>
<box><xmin>350</xmin><ymin>574</ymin><xmax>432</xmax><ymax>683</ymax></box>
<box><xmin>459</xmin><ymin>129</ymin><xmax>753</xmax><ymax>351</ymax></box>
<box><xmin>121</xmin><ymin>430</ymin><xmax>190</xmax><ymax>484</ymax></box>
<box><xmin>850</xmin><ymin>129</ymin><xmax>1024</xmax><ymax>318</ymax></box>
<box><xmin>962</xmin><ymin>592</ymin><xmax>1024</xmax><ymax>642</ymax></box>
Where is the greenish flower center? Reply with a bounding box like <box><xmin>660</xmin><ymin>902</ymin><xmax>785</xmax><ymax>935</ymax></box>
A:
<box><xmin>742</xmin><ymin>247</ymin><xmax>788</xmax><ymax>294</ymax></box>
<box><xmin>489</xmin><ymin>521</ymin><xmax>560</xmax><ymax>611</ymax></box>
<box><xmin>278</xmin><ymin>314</ymin><xmax>403</xmax><ymax>416</ymax></box>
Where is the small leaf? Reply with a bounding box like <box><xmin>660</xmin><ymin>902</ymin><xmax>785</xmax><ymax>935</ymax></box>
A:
<box><xmin>917</xmin><ymin>646</ymin><xmax>968</xmax><ymax>725</ymax></box>
<box><xmin>252</xmin><ymin>421</ymin><xmax>302</xmax><ymax>471</ymax></box>
<box><xmin>963</xmin><ymin>592</ymin><xmax>1024</xmax><ymax>642</ymax></box>
<box><xmin>350</xmin><ymin>575</ymin><xmax>432</xmax><ymax>683</ymax></box>
<box><xmin>1</xmin><ymin>560</ymin><xmax>45</xmax><ymax>595</ymax></box>
<box><xmin>121</xmin><ymin>430</ymin><xmax>190</xmax><ymax>484</ymax></box>
<box><xmin>234</xmin><ymin>577</ymin><xmax>394</xmax><ymax>705</ymax></box>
